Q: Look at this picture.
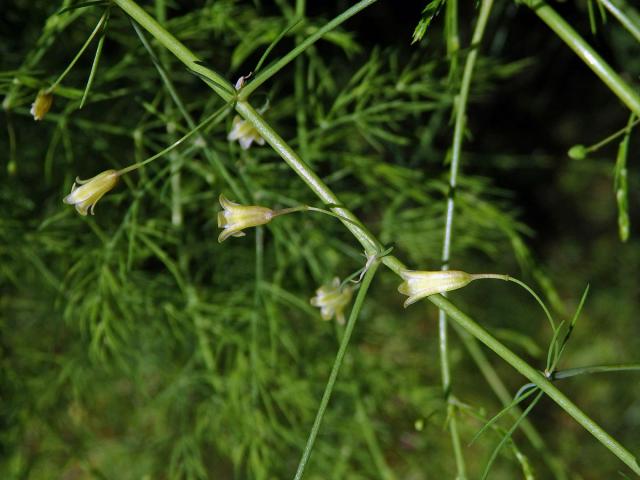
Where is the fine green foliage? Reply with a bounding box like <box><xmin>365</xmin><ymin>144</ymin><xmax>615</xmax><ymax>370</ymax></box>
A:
<box><xmin>2</xmin><ymin>1</ymin><xmax>640</xmax><ymax>479</ymax></box>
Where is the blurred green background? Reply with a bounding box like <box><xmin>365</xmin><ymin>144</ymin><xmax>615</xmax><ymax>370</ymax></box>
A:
<box><xmin>2</xmin><ymin>0</ymin><xmax>639</xmax><ymax>478</ymax></box>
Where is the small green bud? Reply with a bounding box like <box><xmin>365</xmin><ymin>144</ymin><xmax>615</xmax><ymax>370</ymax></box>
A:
<box><xmin>568</xmin><ymin>144</ymin><xmax>587</xmax><ymax>160</ymax></box>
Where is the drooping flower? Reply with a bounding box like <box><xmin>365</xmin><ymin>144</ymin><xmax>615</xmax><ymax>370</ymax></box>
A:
<box><xmin>217</xmin><ymin>194</ymin><xmax>274</xmax><ymax>242</ymax></box>
<box><xmin>310</xmin><ymin>277</ymin><xmax>353</xmax><ymax>324</ymax></box>
<box><xmin>30</xmin><ymin>89</ymin><xmax>53</xmax><ymax>121</ymax></box>
<box><xmin>398</xmin><ymin>269</ymin><xmax>507</xmax><ymax>308</ymax></box>
<box><xmin>63</xmin><ymin>169</ymin><xmax>119</xmax><ymax>216</ymax></box>
<box><xmin>227</xmin><ymin>115</ymin><xmax>265</xmax><ymax>150</ymax></box>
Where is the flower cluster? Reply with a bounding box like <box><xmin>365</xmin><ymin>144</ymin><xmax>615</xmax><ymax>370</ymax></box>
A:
<box><xmin>61</xmin><ymin>120</ymin><xmax>505</xmax><ymax>318</ymax></box>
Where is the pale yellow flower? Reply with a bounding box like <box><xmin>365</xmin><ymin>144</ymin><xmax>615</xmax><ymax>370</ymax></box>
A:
<box><xmin>310</xmin><ymin>277</ymin><xmax>353</xmax><ymax>324</ymax></box>
<box><xmin>227</xmin><ymin>115</ymin><xmax>265</xmax><ymax>150</ymax></box>
<box><xmin>398</xmin><ymin>269</ymin><xmax>507</xmax><ymax>308</ymax></box>
<box><xmin>217</xmin><ymin>194</ymin><xmax>274</xmax><ymax>242</ymax></box>
<box><xmin>30</xmin><ymin>90</ymin><xmax>53</xmax><ymax>121</ymax></box>
<box><xmin>63</xmin><ymin>169</ymin><xmax>119</xmax><ymax>216</ymax></box>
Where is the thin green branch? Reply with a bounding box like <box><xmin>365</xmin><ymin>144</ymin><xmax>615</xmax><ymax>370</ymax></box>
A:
<box><xmin>438</xmin><ymin>1</ymin><xmax>494</xmax><ymax>476</ymax></box>
<box><xmin>130</xmin><ymin>19</ymin><xmax>247</xmax><ymax>202</ymax></box>
<box><xmin>294</xmin><ymin>259</ymin><xmax>380</xmax><ymax>480</ymax></box>
<box><xmin>79</xmin><ymin>7</ymin><xmax>110</xmax><ymax>108</ymax></box>
<box><xmin>600</xmin><ymin>0</ymin><xmax>640</xmax><ymax>44</ymax></box>
<box><xmin>523</xmin><ymin>0</ymin><xmax>640</xmax><ymax>117</ymax></box>
<box><xmin>49</xmin><ymin>9</ymin><xmax>109</xmax><ymax>92</ymax></box>
<box><xmin>238</xmin><ymin>0</ymin><xmax>378</xmax><ymax>100</ymax></box>
<box><xmin>429</xmin><ymin>293</ymin><xmax>640</xmax><ymax>475</ymax></box>
<box><xmin>552</xmin><ymin>363</ymin><xmax>640</xmax><ymax>380</ymax></box>
<box><xmin>452</xmin><ymin>322</ymin><xmax>568</xmax><ymax>480</ymax></box>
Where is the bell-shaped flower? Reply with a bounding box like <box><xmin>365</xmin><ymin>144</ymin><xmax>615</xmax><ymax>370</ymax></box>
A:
<box><xmin>398</xmin><ymin>269</ymin><xmax>507</xmax><ymax>308</ymax></box>
<box><xmin>217</xmin><ymin>194</ymin><xmax>274</xmax><ymax>242</ymax></box>
<box><xmin>31</xmin><ymin>89</ymin><xmax>53</xmax><ymax>121</ymax></box>
<box><xmin>310</xmin><ymin>277</ymin><xmax>353</xmax><ymax>324</ymax></box>
<box><xmin>63</xmin><ymin>169</ymin><xmax>119</xmax><ymax>216</ymax></box>
<box><xmin>227</xmin><ymin>115</ymin><xmax>265</xmax><ymax>150</ymax></box>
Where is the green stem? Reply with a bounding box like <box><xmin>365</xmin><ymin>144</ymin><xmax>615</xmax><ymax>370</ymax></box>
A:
<box><xmin>110</xmin><ymin>2</ymin><xmax>640</xmax><ymax>472</ymax></box>
<box><xmin>79</xmin><ymin>7</ymin><xmax>110</xmax><ymax>109</ymax></box>
<box><xmin>439</xmin><ymin>1</ymin><xmax>494</xmax><ymax>476</ymax></box>
<box><xmin>130</xmin><ymin>20</ymin><xmax>246</xmax><ymax>202</ymax></box>
<box><xmin>238</xmin><ymin>0</ymin><xmax>378</xmax><ymax>100</ymax></box>
<box><xmin>155</xmin><ymin>0</ymin><xmax>182</xmax><ymax>228</ymax></box>
<box><xmin>294</xmin><ymin>0</ymin><xmax>310</xmax><ymax>159</ymax></box>
<box><xmin>452</xmin><ymin>322</ymin><xmax>567</xmax><ymax>480</ymax></box>
<box><xmin>429</xmin><ymin>293</ymin><xmax>640</xmax><ymax>475</ymax></box>
<box><xmin>354</xmin><ymin>393</ymin><xmax>396</xmax><ymax>480</ymax></box>
<box><xmin>112</xmin><ymin>0</ymin><xmax>235</xmax><ymax>101</ymax></box>
<box><xmin>49</xmin><ymin>9</ymin><xmax>109</xmax><ymax>92</ymax></box>
<box><xmin>445</xmin><ymin>0</ymin><xmax>460</xmax><ymax>75</ymax></box>
<box><xmin>117</xmin><ymin>102</ymin><xmax>231</xmax><ymax>175</ymax></box>
<box><xmin>584</xmin><ymin>116</ymin><xmax>640</xmax><ymax>154</ymax></box>
<box><xmin>272</xmin><ymin>205</ymin><xmax>367</xmax><ymax>232</ymax></box>
<box><xmin>552</xmin><ymin>363</ymin><xmax>640</xmax><ymax>380</ymax></box>
<box><xmin>252</xmin><ymin>226</ymin><xmax>265</xmax><ymax>403</ymax></box>
<box><xmin>504</xmin><ymin>276</ymin><xmax>555</xmax><ymax>331</ymax></box>
<box><xmin>235</xmin><ymin>101</ymin><xmax>381</xmax><ymax>255</ymax></box>
<box><xmin>2</xmin><ymin>0</ymin><xmax>81</xmax><ymax>112</ymax></box>
<box><xmin>600</xmin><ymin>0</ymin><xmax>640</xmax><ymax>44</ymax></box>
<box><xmin>294</xmin><ymin>260</ymin><xmax>380</xmax><ymax>480</ymax></box>
<box><xmin>524</xmin><ymin>0</ymin><xmax>640</xmax><ymax>117</ymax></box>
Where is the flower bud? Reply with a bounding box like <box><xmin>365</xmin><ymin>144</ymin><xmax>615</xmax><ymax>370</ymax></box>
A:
<box><xmin>398</xmin><ymin>269</ymin><xmax>475</xmax><ymax>308</ymax></box>
<box><xmin>227</xmin><ymin>115</ymin><xmax>265</xmax><ymax>150</ymax></box>
<box><xmin>310</xmin><ymin>277</ymin><xmax>353</xmax><ymax>324</ymax></box>
<box><xmin>217</xmin><ymin>194</ymin><xmax>274</xmax><ymax>242</ymax></box>
<box><xmin>30</xmin><ymin>89</ymin><xmax>53</xmax><ymax>121</ymax></box>
<box><xmin>568</xmin><ymin>144</ymin><xmax>587</xmax><ymax>160</ymax></box>
<box><xmin>63</xmin><ymin>169</ymin><xmax>119</xmax><ymax>216</ymax></box>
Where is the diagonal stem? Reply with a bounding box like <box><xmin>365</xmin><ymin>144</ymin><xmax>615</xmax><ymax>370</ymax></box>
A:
<box><xmin>294</xmin><ymin>260</ymin><xmax>380</xmax><ymax>480</ymax></box>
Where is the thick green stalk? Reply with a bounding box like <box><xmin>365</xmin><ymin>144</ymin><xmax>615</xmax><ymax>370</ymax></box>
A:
<box><xmin>111</xmin><ymin>1</ymin><xmax>640</xmax><ymax>473</ymax></box>
<box><xmin>524</xmin><ymin>0</ymin><xmax>640</xmax><ymax>117</ymax></box>
<box><xmin>294</xmin><ymin>260</ymin><xmax>380</xmax><ymax>480</ymax></box>
<box><xmin>235</xmin><ymin>100</ymin><xmax>381</xmax><ymax>256</ymax></box>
